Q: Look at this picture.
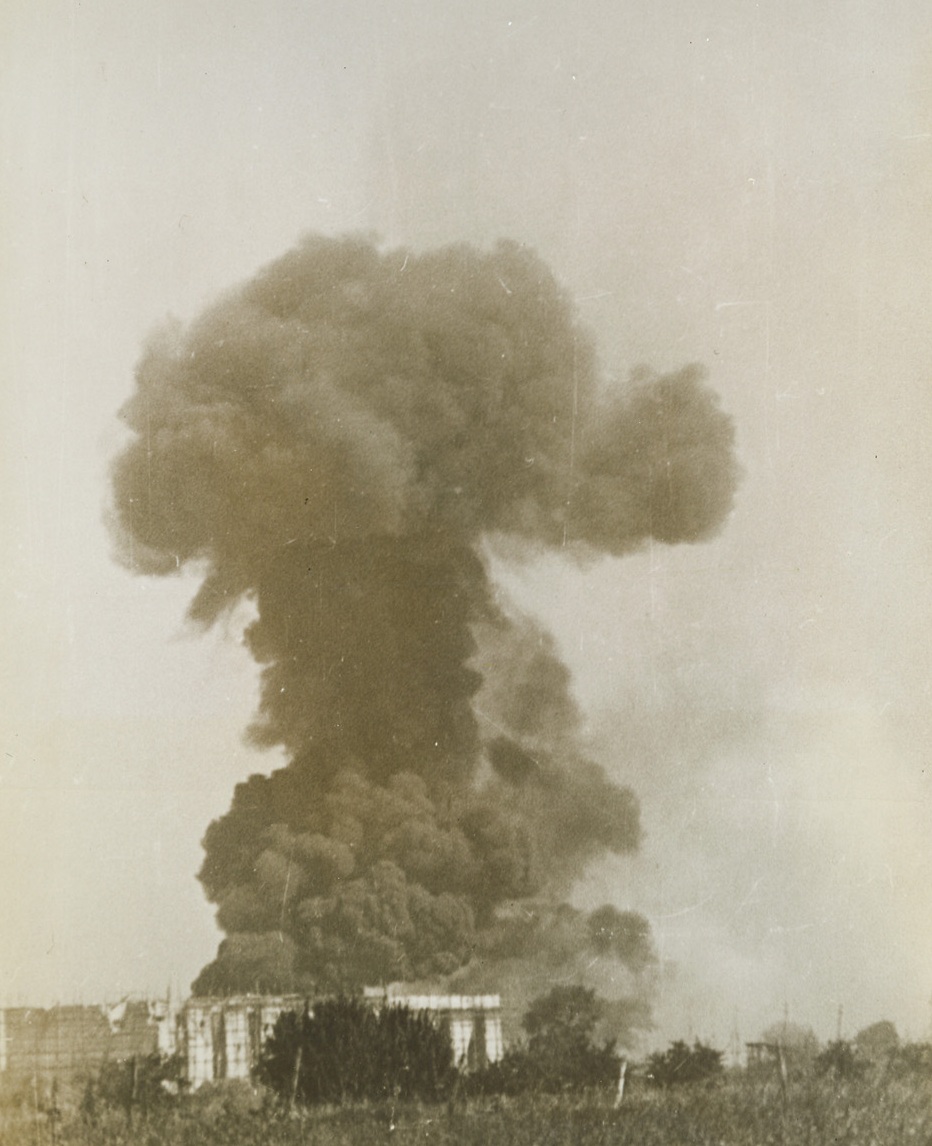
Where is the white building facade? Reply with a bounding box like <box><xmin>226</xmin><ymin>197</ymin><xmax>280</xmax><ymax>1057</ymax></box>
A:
<box><xmin>363</xmin><ymin>988</ymin><xmax>504</xmax><ymax>1068</ymax></box>
<box><xmin>179</xmin><ymin>989</ymin><xmax>505</xmax><ymax>1087</ymax></box>
<box><xmin>180</xmin><ymin>995</ymin><xmax>304</xmax><ymax>1088</ymax></box>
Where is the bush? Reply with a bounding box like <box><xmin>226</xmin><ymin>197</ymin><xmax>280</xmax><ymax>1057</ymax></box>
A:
<box><xmin>815</xmin><ymin>1039</ymin><xmax>864</xmax><ymax>1079</ymax></box>
<box><xmin>854</xmin><ymin>1020</ymin><xmax>899</xmax><ymax>1060</ymax></box>
<box><xmin>85</xmin><ymin>1052</ymin><xmax>183</xmax><ymax>1120</ymax></box>
<box><xmin>888</xmin><ymin>1042</ymin><xmax>932</xmax><ymax>1079</ymax></box>
<box><xmin>5</xmin><ymin>1066</ymin><xmax>932</xmax><ymax>1145</ymax></box>
<box><xmin>470</xmin><ymin>986</ymin><xmax>622</xmax><ymax>1096</ymax></box>
<box><xmin>256</xmin><ymin>997</ymin><xmax>454</xmax><ymax>1105</ymax></box>
<box><xmin>646</xmin><ymin>1040</ymin><xmax>724</xmax><ymax>1087</ymax></box>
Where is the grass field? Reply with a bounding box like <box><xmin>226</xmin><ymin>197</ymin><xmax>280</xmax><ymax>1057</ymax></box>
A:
<box><xmin>3</xmin><ymin>1070</ymin><xmax>931</xmax><ymax>1146</ymax></box>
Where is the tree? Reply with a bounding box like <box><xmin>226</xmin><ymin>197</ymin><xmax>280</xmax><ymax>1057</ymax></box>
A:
<box><xmin>256</xmin><ymin>997</ymin><xmax>455</xmax><ymax>1105</ymax></box>
<box><xmin>92</xmin><ymin>1053</ymin><xmax>183</xmax><ymax>1122</ymax></box>
<box><xmin>854</xmin><ymin>1020</ymin><xmax>899</xmax><ymax>1061</ymax></box>
<box><xmin>471</xmin><ymin>986</ymin><xmax>621</xmax><ymax>1095</ymax></box>
<box><xmin>646</xmin><ymin>1040</ymin><xmax>724</xmax><ymax>1087</ymax></box>
<box><xmin>760</xmin><ymin>1021</ymin><xmax>819</xmax><ymax>1055</ymax></box>
<box><xmin>888</xmin><ymin>1042</ymin><xmax>932</xmax><ymax>1079</ymax></box>
<box><xmin>815</xmin><ymin>1040</ymin><xmax>864</xmax><ymax>1079</ymax></box>
<box><xmin>759</xmin><ymin>1021</ymin><xmax>819</xmax><ymax>1076</ymax></box>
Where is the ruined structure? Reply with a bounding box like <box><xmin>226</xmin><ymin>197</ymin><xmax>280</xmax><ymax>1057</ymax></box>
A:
<box><xmin>363</xmin><ymin>988</ymin><xmax>504</xmax><ymax>1069</ymax></box>
<box><xmin>179</xmin><ymin>994</ymin><xmax>304</xmax><ymax>1087</ymax></box>
<box><xmin>0</xmin><ymin>989</ymin><xmax>506</xmax><ymax>1089</ymax></box>
<box><xmin>0</xmin><ymin>999</ymin><xmax>175</xmax><ymax>1081</ymax></box>
<box><xmin>180</xmin><ymin>990</ymin><xmax>504</xmax><ymax>1086</ymax></box>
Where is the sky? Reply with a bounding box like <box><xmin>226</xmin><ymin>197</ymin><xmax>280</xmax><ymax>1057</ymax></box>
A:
<box><xmin>2</xmin><ymin>0</ymin><xmax>931</xmax><ymax>1050</ymax></box>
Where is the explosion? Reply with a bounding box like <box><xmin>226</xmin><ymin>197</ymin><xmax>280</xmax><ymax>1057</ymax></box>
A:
<box><xmin>111</xmin><ymin>235</ymin><xmax>737</xmax><ymax>1029</ymax></box>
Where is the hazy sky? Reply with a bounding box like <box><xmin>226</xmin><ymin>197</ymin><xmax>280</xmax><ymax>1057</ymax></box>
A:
<box><xmin>2</xmin><ymin>0</ymin><xmax>931</xmax><ymax>1048</ymax></box>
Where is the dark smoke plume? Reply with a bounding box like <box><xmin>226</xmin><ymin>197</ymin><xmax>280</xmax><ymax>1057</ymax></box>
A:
<box><xmin>111</xmin><ymin>235</ymin><xmax>737</xmax><ymax>1010</ymax></box>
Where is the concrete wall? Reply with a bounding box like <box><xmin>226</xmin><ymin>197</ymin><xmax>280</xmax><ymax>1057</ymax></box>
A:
<box><xmin>181</xmin><ymin>995</ymin><xmax>305</xmax><ymax>1088</ymax></box>
<box><xmin>0</xmin><ymin>1000</ymin><xmax>173</xmax><ymax>1081</ymax></box>
<box><xmin>363</xmin><ymin>990</ymin><xmax>505</xmax><ymax>1068</ymax></box>
<box><xmin>0</xmin><ymin>991</ymin><xmax>505</xmax><ymax>1087</ymax></box>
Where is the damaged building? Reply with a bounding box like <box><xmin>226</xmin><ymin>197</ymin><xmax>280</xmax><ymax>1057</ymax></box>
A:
<box><xmin>363</xmin><ymin>990</ymin><xmax>504</xmax><ymax>1071</ymax></box>
<box><xmin>1</xmin><ymin>990</ymin><xmax>505</xmax><ymax>1088</ymax></box>
<box><xmin>180</xmin><ymin>995</ymin><xmax>304</xmax><ymax>1086</ymax></box>
<box><xmin>0</xmin><ymin>998</ymin><xmax>175</xmax><ymax>1082</ymax></box>
<box><xmin>180</xmin><ymin>990</ymin><xmax>504</xmax><ymax>1087</ymax></box>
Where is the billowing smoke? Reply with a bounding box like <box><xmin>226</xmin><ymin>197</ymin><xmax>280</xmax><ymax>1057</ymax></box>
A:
<box><xmin>111</xmin><ymin>235</ymin><xmax>737</xmax><ymax>1024</ymax></box>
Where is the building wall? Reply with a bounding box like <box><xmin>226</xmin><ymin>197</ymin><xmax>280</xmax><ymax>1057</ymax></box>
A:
<box><xmin>0</xmin><ymin>991</ymin><xmax>505</xmax><ymax>1087</ymax></box>
<box><xmin>0</xmin><ymin>1000</ymin><xmax>171</xmax><ymax>1081</ymax></box>
<box><xmin>365</xmin><ymin>991</ymin><xmax>505</xmax><ymax>1069</ymax></box>
<box><xmin>181</xmin><ymin>996</ymin><xmax>305</xmax><ymax>1088</ymax></box>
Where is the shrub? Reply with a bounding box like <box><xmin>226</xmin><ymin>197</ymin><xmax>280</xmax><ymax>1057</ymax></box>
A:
<box><xmin>646</xmin><ymin>1039</ymin><xmax>724</xmax><ymax>1087</ymax></box>
<box><xmin>75</xmin><ymin>1051</ymin><xmax>184</xmax><ymax>1126</ymax></box>
<box><xmin>854</xmin><ymin>1020</ymin><xmax>899</xmax><ymax>1060</ymax></box>
<box><xmin>470</xmin><ymin>986</ymin><xmax>622</xmax><ymax>1096</ymax></box>
<box><xmin>815</xmin><ymin>1039</ymin><xmax>865</xmax><ymax>1079</ymax></box>
<box><xmin>888</xmin><ymin>1041</ymin><xmax>932</xmax><ymax>1079</ymax></box>
<box><xmin>256</xmin><ymin>997</ymin><xmax>454</xmax><ymax>1105</ymax></box>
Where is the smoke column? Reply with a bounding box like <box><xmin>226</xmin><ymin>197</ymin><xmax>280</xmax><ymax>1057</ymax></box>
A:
<box><xmin>111</xmin><ymin>235</ymin><xmax>737</xmax><ymax>1025</ymax></box>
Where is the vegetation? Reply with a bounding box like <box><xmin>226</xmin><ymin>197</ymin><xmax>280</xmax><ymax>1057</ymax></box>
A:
<box><xmin>89</xmin><ymin>1052</ymin><xmax>185</xmax><ymax>1119</ymax></box>
<box><xmin>888</xmin><ymin>1040</ymin><xmax>932</xmax><ymax>1078</ymax></box>
<box><xmin>256</xmin><ymin>997</ymin><xmax>454</xmax><ymax>1104</ymax></box>
<box><xmin>854</xmin><ymin>1019</ymin><xmax>899</xmax><ymax>1058</ymax></box>
<box><xmin>646</xmin><ymin>1039</ymin><xmax>724</xmax><ymax>1087</ymax></box>
<box><xmin>814</xmin><ymin>1031</ymin><xmax>932</xmax><ymax>1082</ymax></box>
<box><xmin>469</xmin><ymin>985</ymin><xmax>621</xmax><ymax>1095</ymax></box>
<box><xmin>2</xmin><ymin>1062</ymin><xmax>931</xmax><ymax>1146</ymax></box>
<box><xmin>758</xmin><ymin>1021</ymin><xmax>820</xmax><ymax>1077</ymax></box>
<box><xmin>2</xmin><ymin>1005</ymin><xmax>930</xmax><ymax>1145</ymax></box>
<box><xmin>814</xmin><ymin>1038</ymin><xmax>864</xmax><ymax>1079</ymax></box>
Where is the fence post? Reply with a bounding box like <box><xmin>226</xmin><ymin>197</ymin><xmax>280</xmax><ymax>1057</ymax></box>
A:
<box><xmin>289</xmin><ymin>1045</ymin><xmax>303</xmax><ymax>1110</ymax></box>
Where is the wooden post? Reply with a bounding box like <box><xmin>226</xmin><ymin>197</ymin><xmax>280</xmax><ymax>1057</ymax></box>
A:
<box><xmin>614</xmin><ymin>1058</ymin><xmax>627</xmax><ymax>1108</ymax></box>
<box><xmin>126</xmin><ymin>1055</ymin><xmax>139</xmax><ymax>1127</ymax></box>
<box><xmin>289</xmin><ymin>1045</ymin><xmax>303</xmax><ymax>1110</ymax></box>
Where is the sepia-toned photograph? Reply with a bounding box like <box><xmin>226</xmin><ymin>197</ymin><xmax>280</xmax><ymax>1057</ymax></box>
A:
<box><xmin>2</xmin><ymin>2</ymin><xmax>930</xmax><ymax>1141</ymax></box>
